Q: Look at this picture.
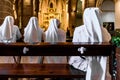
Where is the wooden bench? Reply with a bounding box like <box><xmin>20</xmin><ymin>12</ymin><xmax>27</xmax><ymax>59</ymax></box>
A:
<box><xmin>0</xmin><ymin>42</ymin><xmax>116</xmax><ymax>80</ymax></box>
<box><xmin>0</xmin><ymin>64</ymin><xmax>85</xmax><ymax>78</ymax></box>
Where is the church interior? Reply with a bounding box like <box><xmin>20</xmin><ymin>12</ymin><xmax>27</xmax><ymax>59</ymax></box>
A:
<box><xmin>0</xmin><ymin>0</ymin><xmax>120</xmax><ymax>80</ymax></box>
<box><xmin>0</xmin><ymin>0</ymin><xmax>118</xmax><ymax>38</ymax></box>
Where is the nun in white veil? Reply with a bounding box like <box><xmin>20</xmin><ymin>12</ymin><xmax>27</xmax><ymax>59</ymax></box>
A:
<box><xmin>44</xmin><ymin>18</ymin><xmax>67</xmax><ymax>63</ymax></box>
<box><xmin>21</xmin><ymin>17</ymin><xmax>44</xmax><ymax>63</ymax></box>
<box><xmin>45</xmin><ymin>18</ymin><xmax>59</xmax><ymax>42</ymax></box>
<box><xmin>0</xmin><ymin>16</ymin><xmax>21</xmax><ymax>42</ymax></box>
<box><xmin>69</xmin><ymin>8</ymin><xmax>111</xmax><ymax>80</ymax></box>
<box><xmin>0</xmin><ymin>16</ymin><xmax>22</xmax><ymax>63</ymax></box>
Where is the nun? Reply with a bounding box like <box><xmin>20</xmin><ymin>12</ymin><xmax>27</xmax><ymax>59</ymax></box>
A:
<box><xmin>44</xmin><ymin>18</ymin><xmax>67</xmax><ymax>63</ymax></box>
<box><xmin>21</xmin><ymin>16</ymin><xmax>44</xmax><ymax>63</ymax></box>
<box><xmin>69</xmin><ymin>8</ymin><xmax>111</xmax><ymax>80</ymax></box>
<box><xmin>0</xmin><ymin>16</ymin><xmax>22</xmax><ymax>63</ymax></box>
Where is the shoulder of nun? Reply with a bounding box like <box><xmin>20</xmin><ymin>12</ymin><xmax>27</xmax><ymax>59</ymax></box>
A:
<box><xmin>38</xmin><ymin>26</ymin><xmax>43</xmax><ymax>30</ymax></box>
<box><xmin>14</xmin><ymin>25</ymin><xmax>20</xmax><ymax>29</ymax></box>
<box><xmin>74</xmin><ymin>25</ymin><xmax>84</xmax><ymax>32</ymax></box>
<box><xmin>14</xmin><ymin>25</ymin><xmax>18</xmax><ymax>27</ymax></box>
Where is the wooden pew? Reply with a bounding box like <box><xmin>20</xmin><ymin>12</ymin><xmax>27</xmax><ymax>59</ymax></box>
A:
<box><xmin>0</xmin><ymin>64</ymin><xmax>85</xmax><ymax>78</ymax></box>
<box><xmin>0</xmin><ymin>42</ymin><xmax>116</xmax><ymax>80</ymax></box>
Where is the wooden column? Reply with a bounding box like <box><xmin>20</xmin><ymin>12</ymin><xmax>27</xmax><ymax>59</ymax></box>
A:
<box><xmin>0</xmin><ymin>0</ymin><xmax>14</xmax><ymax>24</ymax></box>
<box><xmin>68</xmin><ymin>0</ymin><xmax>77</xmax><ymax>37</ymax></box>
<box><xmin>85</xmin><ymin>0</ymin><xmax>96</xmax><ymax>8</ymax></box>
<box><xmin>19</xmin><ymin>0</ymin><xmax>24</xmax><ymax>34</ymax></box>
<box><xmin>115</xmin><ymin>0</ymin><xmax>120</xmax><ymax>29</ymax></box>
<box><xmin>31</xmin><ymin>0</ymin><xmax>33</xmax><ymax>16</ymax></box>
<box><xmin>34</xmin><ymin>0</ymin><xmax>39</xmax><ymax>17</ymax></box>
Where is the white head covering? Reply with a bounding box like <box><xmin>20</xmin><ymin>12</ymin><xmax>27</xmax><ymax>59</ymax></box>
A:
<box><xmin>0</xmin><ymin>16</ymin><xmax>14</xmax><ymax>40</ymax></box>
<box><xmin>45</xmin><ymin>18</ymin><xmax>60</xmax><ymax>42</ymax></box>
<box><xmin>44</xmin><ymin>19</ymin><xmax>67</xmax><ymax>64</ymax></box>
<box><xmin>24</xmin><ymin>17</ymin><xmax>43</xmax><ymax>43</ymax></box>
<box><xmin>70</xmin><ymin>7</ymin><xmax>111</xmax><ymax>80</ymax></box>
<box><xmin>83</xmin><ymin>8</ymin><xmax>103</xmax><ymax>42</ymax></box>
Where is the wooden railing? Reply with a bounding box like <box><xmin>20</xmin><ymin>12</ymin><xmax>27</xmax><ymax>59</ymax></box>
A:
<box><xmin>0</xmin><ymin>42</ymin><xmax>116</xmax><ymax>80</ymax></box>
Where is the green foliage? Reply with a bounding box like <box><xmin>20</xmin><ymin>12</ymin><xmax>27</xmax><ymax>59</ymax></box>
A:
<box><xmin>111</xmin><ymin>29</ymin><xmax>120</xmax><ymax>47</ymax></box>
<box><xmin>112</xmin><ymin>36</ymin><xmax>120</xmax><ymax>47</ymax></box>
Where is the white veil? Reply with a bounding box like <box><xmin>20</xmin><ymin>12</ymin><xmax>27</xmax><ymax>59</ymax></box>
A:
<box><xmin>24</xmin><ymin>17</ymin><xmax>43</xmax><ymax>43</ymax></box>
<box><xmin>69</xmin><ymin>8</ymin><xmax>111</xmax><ymax>80</ymax></box>
<box><xmin>45</xmin><ymin>19</ymin><xmax>60</xmax><ymax>42</ymax></box>
<box><xmin>83</xmin><ymin>8</ymin><xmax>103</xmax><ymax>42</ymax></box>
<box><xmin>0</xmin><ymin>16</ymin><xmax>14</xmax><ymax>40</ymax></box>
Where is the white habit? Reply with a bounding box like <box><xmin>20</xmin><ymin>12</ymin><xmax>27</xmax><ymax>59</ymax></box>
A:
<box><xmin>21</xmin><ymin>17</ymin><xmax>44</xmax><ymax>63</ymax></box>
<box><xmin>44</xmin><ymin>18</ymin><xmax>67</xmax><ymax>63</ymax></box>
<box><xmin>69</xmin><ymin>8</ymin><xmax>111</xmax><ymax>80</ymax></box>
<box><xmin>0</xmin><ymin>16</ymin><xmax>22</xmax><ymax>63</ymax></box>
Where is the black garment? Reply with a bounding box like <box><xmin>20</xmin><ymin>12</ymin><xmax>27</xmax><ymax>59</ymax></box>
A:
<box><xmin>69</xmin><ymin>65</ymin><xmax>86</xmax><ymax>80</ymax></box>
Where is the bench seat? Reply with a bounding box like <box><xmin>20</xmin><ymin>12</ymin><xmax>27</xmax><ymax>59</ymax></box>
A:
<box><xmin>0</xmin><ymin>64</ymin><xmax>86</xmax><ymax>78</ymax></box>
